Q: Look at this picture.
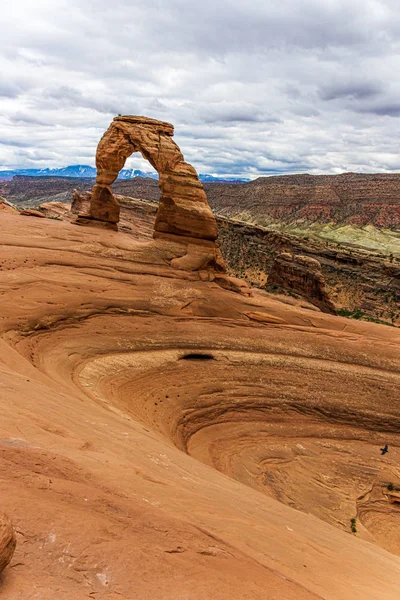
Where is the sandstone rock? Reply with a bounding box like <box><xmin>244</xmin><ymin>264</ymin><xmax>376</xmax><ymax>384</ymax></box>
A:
<box><xmin>71</xmin><ymin>189</ymin><xmax>91</xmax><ymax>214</ymax></box>
<box><xmin>89</xmin><ymin>116</ymin><xmax>218</xmax><ymax>241</ymax></box>
<box><xmin>0</xmin><ymin>203</ymin><xmax>19</xmax><ymax>215</ymax></box>
<box><xmin>39</xmin><ymin>202</ymin><xmax>71</xmax><ymax>218</ymax></box>
<box><xmin>170</xmin><ymin>242</ymin><xmax>225</xmax><ymax>272</ymax></box>
<box><xmin>74</xmin><ymin>215</ymin><xmax>118</xmax><ymax>231</ymax></box>
<box><xmin>89</xmin><ymin>184</ymin><xmax>120</xmax><ymax>223</ymax></box>
<box><xmin>244</xmin><ymin>311</ymin><xmax>287</xmax><ymax>324</ymax></box>
<box><xmin>20</xmin><ymin>209</ymin><xmax>45</xmax><ymax>218</ymax></box>
<box><xmin>2</xmin><ymin>209</ymin><xmax>400</xmax><ymax>598</ymax></box>
<box><xmin>214</xmin><ymin>275</ymin><xmax>252</xmax><ymax>296</ymax></box>
<box><xmin>0</xmin><ymin>196</ymin><xmax>19</xmax><ymax>214</ymax></box>
<box><xmin>0</xmin><ymin>512</ymin><xmax>16</xmax><ymax>573</ymax></box>
<box><xmin>267</xmin><ymin>252</ymin><xmax>336</xmax><ymax>314</ymax></box>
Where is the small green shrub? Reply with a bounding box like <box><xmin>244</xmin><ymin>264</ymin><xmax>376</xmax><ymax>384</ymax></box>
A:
<box><xmin>387</xmin><ymin>483</ymin><xmax>400</xmax><ymax>491</ymax></box>
<box><xmin>350</xmin><ymin>517</ymin><xmax>357</xmax><ymax>533</ymax></box>
<box><xmin>337</xmin><ymin>308</ymin><xmax>364</xmax><ymax>320</ymax></box>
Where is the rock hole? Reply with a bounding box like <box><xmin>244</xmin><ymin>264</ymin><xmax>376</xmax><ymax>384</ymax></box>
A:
<box><xmin>180</xmin><ymin>353</ymin><xmax>215</xmax><ymax>361</ymax></box>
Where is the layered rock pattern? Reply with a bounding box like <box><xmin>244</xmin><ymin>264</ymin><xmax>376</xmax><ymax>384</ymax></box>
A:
<box><xmin>87</xmin><ymin>116</ymin><xmax>218</xmax><ymax>242</ymax></box>
<box><xmin>1</xmin><ymin>210</ymin><xmax>400</xmax><ymax>598</ymax></box>
<box><xmin>0</xmin><ymin>512</ymin><xmax>16</xmax><ymax>573</ymax></box>
<box><xmin>205</xmin><ymin>172</ymin><xmax>400</xmax><ymax>228</ymax></box>
<box><xmin>267</xmin><ymin>252</ymin><xmax>337</xmax><ymax>314</ymax></box>
<box><xmin>217</xmin><ymin>218</ymin><xmax>400</xmax><ymax>325</ymax></box>
<box><xmin>0</xmin><ymin>197</ymin><xmax>18</xmax><ymax>215</ymax></box>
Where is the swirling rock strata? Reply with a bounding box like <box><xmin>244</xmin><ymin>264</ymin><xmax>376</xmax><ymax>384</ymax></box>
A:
<box><xmin>0</xmin><ymin>512</ymin><xmax>16</xmax><ymax>573</ymax></box>
<box><xmin>1</xmin><ymin>202</ymin><xmax>400</xmax><ymax>599</ymax></box>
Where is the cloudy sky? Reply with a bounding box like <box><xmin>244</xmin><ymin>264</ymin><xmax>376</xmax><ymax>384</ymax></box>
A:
<box><xmin>1</xmin><ymin>0</ymin><xmax>400</xmax><ymax>177</ymax></box>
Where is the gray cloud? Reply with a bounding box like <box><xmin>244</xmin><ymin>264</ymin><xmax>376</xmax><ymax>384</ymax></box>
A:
<box><xmin>319</xmin><ymin>81</ymin><xmax>383</xmax><ymax>101</ymax></box>
<box><xmin>0</xmin><ymin>0</ymin><xmax>400</xmax><ymax>176</ymax></box>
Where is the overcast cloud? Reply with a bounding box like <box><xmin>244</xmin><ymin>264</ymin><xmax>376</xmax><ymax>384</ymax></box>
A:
<box><xmin>1</xmin><ymin>0</ymin><xmax>400</xmax><ymax>177</ymax></box>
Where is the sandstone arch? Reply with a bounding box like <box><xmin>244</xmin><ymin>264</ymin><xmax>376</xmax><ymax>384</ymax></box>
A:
<box><xmin>87</xmin><ymin>116</ymin><xmax>218</xmax><ymax>242</ymax></box>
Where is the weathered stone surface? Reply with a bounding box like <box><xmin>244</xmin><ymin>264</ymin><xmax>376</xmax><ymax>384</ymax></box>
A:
<box><xmin>39</xmin><ymin>202</ymin><xmax>71</xmax><ymax>218</ymax></box>
<box><xmin>0</xmin><ymin>512</ymin><xmax>16</xmax><ymax>573</ymax></box>
<box><xmin>89</xmin><ymin>116</ymin><xmax>218</xmax><ymax>241</ymax></box>
<box><xmin>20</xmin><ymin>209</ymin><xmax>45</xmax><ymax>218</ymax></box>
<box><xmin>1</xmin><ymin>211</ymin><xmax>400</xmax><ymax>598</ymax></box>
<box><xmin>170</xmin><ymin>242</ymin><xmax>225</xmax><ymax>272</ymax></box>
<box><xmin>71</xmin><ymin>189</ymin><xmax>92</xmax><ymax>214</ymax></box>
<box><xmin>89</xmin><ymin>184</ymin><xmax>120</xmax><ymax>223</ymax></box>
<box><xmin>213</xmin><ymin>274</ymin><xmax>252</xmax><ymax>296</ymax></box>
<box><xmin>267</xmin><ymin>252</ymin><xmax>336</xmax><ymax>314</ymax></box>
<box><xmin>0</xmin><ymin>196</ymin><xmax>19</xmax><ymax>214</ymax></box>
<box><xmin>74</xmin><ymin>215</ymin><xmax>118</xmax><ymax>231</ymax></box>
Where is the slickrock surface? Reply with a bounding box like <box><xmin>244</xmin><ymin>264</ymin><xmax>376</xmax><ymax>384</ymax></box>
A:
<box><xmin>86</xmin><ymin>116</ymin><xmax>218</xmax><ymax>243</ymax></box>
<box><xmin>20</xmin><ymin>209</ymin><xmax>46</xmax><ymax>218</ymax></box>
<box><xmin>38</xmin><ymin>197</ymin><xmax>400</xmax><ymax>323</ymax></box>
<box><xmin>1</xmin><ymin>210</ymin><xmax>400</xmax><ymax>599</ymax></box>
<box><xmin>0</xmin><ymin>513</ymin><xmax>16</xmax><ymax>573</ymax></box>
<box><xmin>267</xmin><ymin>253</ymin><xmax>336</xmax><ymax>314</ymax></box>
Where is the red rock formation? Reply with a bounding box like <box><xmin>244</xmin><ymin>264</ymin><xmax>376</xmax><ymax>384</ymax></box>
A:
<box><xmin>0</xmin><ymin>197</ymin><xmax>19</xmax><ymax>215</ymax></box>
<box><xmin>71</xmin><ymin>189</ymin><xmax>91</xmax><ymax>214</ymax></box>
<box><xmin>84</xmin><ymin>116</ymin><xmax>218</xmax><ymax>242</ymax></box>
<box><xmin>20</xmin><ymin>209</ymin><xmax>46</xmax><ymax>218</ymax></box>
<box><xmin>0</xmin><ymin>512</ymin><xmax>16</xmax><ymax>573</ymax></box>
<box><xmin>267</xmin><ymin>252</ymin><xmax>337</xmax><ymax>314</ymax></box>
<box><xmin>1</xmin><ymin>210</ymin><xmax>400</xmax><ymax>598</ymax></box>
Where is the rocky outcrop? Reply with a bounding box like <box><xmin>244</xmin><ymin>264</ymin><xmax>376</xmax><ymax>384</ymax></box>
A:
<box><xmin>71</xmin><ymin>189</ymin><xmax>91</xmax><ymax>215</ymax></box>
<box><xmin>38</xmin><ymin>202</ymin><xmax>71</xmax><ymax>218</ymax></box>
<box><xmin>267</xmin><ymin>252</ymin><xmax>336</xmax><ymax>314</ymax></box>
<box><xmin>81</xmin><ymin>116</ymin><xmax>218</xmax><ymax>243</ymax></box>
<box><xmin>20</xmin><ymin>209</ymin><xmax>45</xmax><ymax>218</ymax></box>
<box><xmin>0</xmin><ymin>512</ymin><xmax>16</xmax><ymax>573</ymax></box>
<box><xmin>0</xmin><ymin>196</ymin><xmax>19</xmax><ymax>214</ymax></box>
<box><xmin>216</xmin><ymin>218</ymin><xmax>399</xmax><ymax>325</ymax></box>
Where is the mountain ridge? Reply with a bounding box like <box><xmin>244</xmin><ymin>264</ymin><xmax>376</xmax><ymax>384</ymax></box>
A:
<box><xmin>0</xmin><ymin>164</ymin><xmax>249</xmax><ymax>183</ymax></box>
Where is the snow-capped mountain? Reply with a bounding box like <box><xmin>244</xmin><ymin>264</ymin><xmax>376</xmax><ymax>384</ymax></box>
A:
<box><xmin>0</xmin><ymin>165</ymin><xmax>249</xmax><ymax>182</ymax></box>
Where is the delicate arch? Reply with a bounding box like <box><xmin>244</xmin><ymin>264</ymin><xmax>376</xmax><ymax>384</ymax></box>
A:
<box><xmin>88</xmin><ymin>116</ymin><xmax>218</xmax><ymax>242</ymax></box>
